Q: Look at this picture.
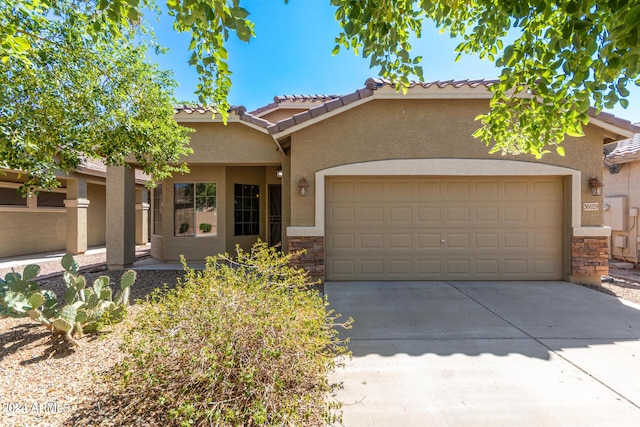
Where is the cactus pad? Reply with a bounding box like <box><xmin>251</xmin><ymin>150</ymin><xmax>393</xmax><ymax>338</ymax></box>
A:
<box><xmin>22</xmin><ymin>264</ymin><xmax>40</xmax><ymax>281</ymax></box>
<box><xmin>120</xmin><ymin>270</ymin><xmax>136</xmax><ymax>289</ymax></box>
<box><xmin>52</xmin><ymin>318</ymin><xmax>73</xmax><ymax>333</ymax></box>
<box><xmin>28</xmin><ymin>292</ymin><xmax>45</xmax><ymax>309</ymax></box>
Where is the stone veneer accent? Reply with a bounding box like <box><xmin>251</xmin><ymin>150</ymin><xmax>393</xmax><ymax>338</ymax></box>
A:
<box><xmin>289</xmin><ymin>236</ymin><xmax>325</xmax><ymax>281</ymax></box>
<box><xmin>572</xmin><ymin>236</ymin><xmax>609</xmax><ymax>277</ymax></box>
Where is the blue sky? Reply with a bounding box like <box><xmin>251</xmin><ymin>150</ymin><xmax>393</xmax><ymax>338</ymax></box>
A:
<box><xmin>149</xmin><ymin>0</ymin><xmax>639</xmax><ymax>122</ymax></box>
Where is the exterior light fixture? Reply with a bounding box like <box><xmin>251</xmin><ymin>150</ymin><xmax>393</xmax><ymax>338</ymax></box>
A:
<box><xmin>276</xmin><ymin>167</ymin><xmax>283</xmax><ymax>179</ymax></box>
<box><xmin>588</xmin><ymin>177</ymin><xmax>604</xmax><ymax>196</ymax></box>
<box><xmin>298</xmin><ymin>177</ymin><xmax>309</xmax><ymax>196</ymax></box>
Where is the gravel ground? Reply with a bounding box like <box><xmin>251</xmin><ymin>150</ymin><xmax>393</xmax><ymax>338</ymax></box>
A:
<box><xmin>1</xmin><ymin>257</ymin><xmax>640</xmax><ymax>426</ymax></box>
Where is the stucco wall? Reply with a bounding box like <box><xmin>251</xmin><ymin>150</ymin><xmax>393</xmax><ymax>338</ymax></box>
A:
<box><xmin>182</xmin><ymin>122</ymin><xmax>281</xmax><ymax>165</ymax></box>
<box><xmin>87</xmin><ymin>183</ymin><xmax>106</xmax><ymax>247</ymax></box>
<box><xmin>288</xmin><ymin>98</ymin><xmax>604</xmax><ymax>229</ymax></box>
<box><xmin>154</xmin><ymin>165</ymin><xmax>285</xmax><ymax>261</ymax></box>
<box><xmin>0</xmin><ymin>210</ymin><xmax>66</xmax><ymax>257</ymax></box>
<box><xmin>155</xmin><ymin>166</ymin><xmax>228</xmax><ymax>261</ymax></box>
<box><xmin>604</xmin><ymin>161</ymin><xmax>640</xmax><ymax>262</ymax></box>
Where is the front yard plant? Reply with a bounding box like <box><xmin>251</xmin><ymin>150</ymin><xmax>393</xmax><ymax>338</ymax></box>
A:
<box><xmin>109</xmin><ymin>242</ymin><xmax>351</xmax><ymax>426</ymax></box>
<box><xmin>0</xmin><ymin>254</ymin><xmax>135</xmax><ymax>346</ymax></box>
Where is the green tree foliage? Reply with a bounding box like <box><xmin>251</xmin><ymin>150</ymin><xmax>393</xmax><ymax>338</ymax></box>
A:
<box><xmin>332</xmin><ymin>0</ymin><xmax>640</xmax><ymax>157</ymax></box>
<box><xmin>1</xmin><ymin>0</ymin><xmax>192</xmax><ymax>193</ymax></box>
<box><xmin>3</xmin><ymin>0</ymin><xmax>639</xmax><ymax>169</ymax></box>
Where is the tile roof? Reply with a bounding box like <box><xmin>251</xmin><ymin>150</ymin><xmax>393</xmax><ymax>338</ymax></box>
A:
<box><xmin>173</xmin><ymin>105</ymin><xmax>217</xmax><ymax>115</ymax></box>
<box><xmin>365</xmin><ymin>77</ymin><xmax>497</xmax><ymax>89</ymax></box>
<box><xmin>588</xmin><ymin>108</ymin><xmax>640</xmax><ymax>135</ymax></box>
<box><xmin>173</xmin><ymin>79</ymin><xmax>639</xmax><ymax>141</ymax></box>
<box><xmin>248</xmin><ymin>94</ymin><xmax>340</xmax><ymax>117</ymax></box>
<box><xmin>605</xmin><ymin>133</ymin><xmax>640</xmax><ymax>164</ymax></box>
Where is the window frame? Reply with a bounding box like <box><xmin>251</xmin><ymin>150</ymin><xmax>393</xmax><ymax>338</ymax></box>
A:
<box><xmin>234</xmin><ymin>183</ymin><xmax>261</xmax><ymax>236</ymax></box>
<box><xmin>173</xmin><ymin>182</ymin><xmax>217</xmax><ymax>237</ymax></box>
<box><xmin>0</xmin><ymin>183</ymin><xmax>66</xmax><ymax>212</ymax></box>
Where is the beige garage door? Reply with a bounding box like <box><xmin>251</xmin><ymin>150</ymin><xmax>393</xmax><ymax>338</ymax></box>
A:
<box><xmin>325</xmin><ymin>176</ymin><xmax>564</xmax><ymax>281</ymax></box>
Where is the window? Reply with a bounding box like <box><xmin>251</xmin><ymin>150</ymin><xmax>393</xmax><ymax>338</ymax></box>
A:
<box><xmin>153</xmin><ymin>184</ymin><xmax>162</xmax><ymax>235</ymax></box>
<box><xmin>234</xmin><ymin>184</ymin><xmax>260</xmax><ymax>236</ymax></box>
<box><xmin>174</xmin><ymin>183</ymin><xmax>216</xmax><ymax>236</ymax></box>
<box><xmin>0</xmin><ymin>187</ymin><xmax>27</xmax><ymax>206</ymax></box>
<box><xmin>37</xmin><ymin>191</ymin><xmax>66</xmax><ymax>207</ymax></box>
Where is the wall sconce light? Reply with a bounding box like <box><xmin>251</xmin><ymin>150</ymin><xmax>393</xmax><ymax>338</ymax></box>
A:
<box><xmin>588</xmin><ymin>177</ymin><xmax>604</xmax><ymax>196</ymax></box>
<box><xmin>297</xmin><ymin>177</ymin><xmax>309</xmax><ymax>196</ymax></box>
<box><xmin>276</xmin><ymin>167</ymin><xmax>283</xmax><ymax>179</ymax></box>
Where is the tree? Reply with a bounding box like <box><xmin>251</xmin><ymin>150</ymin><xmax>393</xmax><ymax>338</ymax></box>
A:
<box><xmin>1</xmin><ymin>0</ymin><xmax>192</xmax><ymax>193</ymax></box>
<box><xmin>331</xmin><ymin>0</ymin><xmax>640</xmax><ymax>157</ymax></box>
<box><xmin>2</xmin><ymin>0</ymin><xmax>639</xmax><ymax>188</ymax></box>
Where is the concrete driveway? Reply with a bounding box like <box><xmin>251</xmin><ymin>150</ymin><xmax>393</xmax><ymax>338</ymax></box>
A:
<box><xmin>326</xmin><ymin>281</ymin><xmax>640</xmax><ymax>426</ymax></box>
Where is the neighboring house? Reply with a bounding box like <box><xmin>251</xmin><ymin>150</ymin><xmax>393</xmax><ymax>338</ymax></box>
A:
<box><xmin>105</xmin><ymin>78</ymin><xmax>638</xmax><ymax>285</ymax></box>
<box><xmin>603</xmin><ymin>129</ymin><xmax>640</xmax><ymax>264</ymax></box>
<box><xmin>0</xmin><ymin>159</ymin><xmax>150</xmax><ymax>259</ymax></box>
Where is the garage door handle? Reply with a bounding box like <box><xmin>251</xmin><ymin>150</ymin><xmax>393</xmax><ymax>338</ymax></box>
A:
<box><xmin>441</xmin><ymin>239</ymin><xmax>446</xmax><ymax>243</ymax></box>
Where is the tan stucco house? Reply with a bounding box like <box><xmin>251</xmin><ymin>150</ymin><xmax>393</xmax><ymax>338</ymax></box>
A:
<box><xmin>603</xmin><ymin>130</ymin><xmax>640</xmax><ymax>264</ymax></box>
<box><xmin>0</xmin><ymin>159</ymin><xmax>150</xmax><ymax>258</ymax></box>
<box><xmin>105</xmin><ymin>78</ymin><xmax>639</xmax><ymax>285</ymax></box>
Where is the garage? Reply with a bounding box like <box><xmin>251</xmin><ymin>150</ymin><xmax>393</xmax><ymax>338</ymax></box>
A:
<box><xmin>325</xmin><ymin>176</ymin><xmax>564</xmax><ymax>281</ymax></box>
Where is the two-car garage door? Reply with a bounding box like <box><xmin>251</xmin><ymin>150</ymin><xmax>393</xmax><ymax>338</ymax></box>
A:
<box><xmin>325</xmin><ymin>176</ymin><xmax>564</xmax><ymax>281</ymax></box>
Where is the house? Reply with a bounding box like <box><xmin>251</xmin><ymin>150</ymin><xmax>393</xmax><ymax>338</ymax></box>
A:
<box><xmin>0</xmin><ymin>159</ymin><xmax>150</xmax><ymax>258</ymax></box>
<box><xmin>105</xmin><ymin>78</ymin><xmax>639</xmax><ymax>285</ymax></box>
<box><xmin>603</xmin><ymin>129</ymin><xmax>640</xmax><ymax>264</ymax></box>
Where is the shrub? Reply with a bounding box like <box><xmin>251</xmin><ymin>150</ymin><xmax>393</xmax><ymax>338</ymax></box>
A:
<box><xmin>179</xmin><ymin>222</ymin><xmax>190</xmax><ymax>234</ymax></box>
<box><xmin>110</xmin><ymin>241</ymin><xmax>351</xmax><ymax>426</ymax></box>
<box><xmin>0</xmin><ymin>254</ymin><xmax>135</xmax><ymax>346</ymax></box>
<box><xmin>199</xmin><ymin>222</ymin><xmax>212</xmax><ymax>233</ymax></box>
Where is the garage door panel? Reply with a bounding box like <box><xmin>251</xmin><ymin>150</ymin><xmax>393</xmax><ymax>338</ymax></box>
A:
<box><xmin>330</xmin><ymin>207</ymin><xmax>355</xmax><ymax>223</ymax></box>
<box><xmin>326</xmin><ymin>176</ymin><xmax>563</xmax><ymax>281</ymax></box>
<box><xmin>445</xmin><ymin>207</ymin><xmax>470</xmax><ymax>222</ymax></box>
<box><xmin>361</xmin><ymin>260</ymin><xmax>384</xmax><ymax>275</ymax></box>
<box><xmin>389</xmin><ymin>207</ymin><xmax>412</xmax><ymax>222</ymax></box>
<box><xmin>418</xmin><ymin>259</ymin><xmax>442</xmax><ymax>275</ymax></box>
<box><xmin>360</xmin><ymin>207</ymin><xmax>384</xmax><ymax>222</ymax></box>
<box><xmin>476</xmin><ymin>259</ymin><xmax>499</xmax><ymax>274</ymax></box>
<box><xmin>389</xmin><ymin>234</ymin><xmax>413</xmax><ymax>249</ymax></box>
<box><xmin>418</xmin><ymin>233</ymin><xmax>441</xmax><ymax>249</ymax></box>
<box><xmin>360</xmin><ymin>233</ymin><xmax>384</xmax><ymax>249</ymax></box>
<box><xmin>418</xmin><ymin>207</ymin><xmax>441</xmax><ymax>222</ymax></box>
<box><xmin>330</xmin><ymin>234</ymin><xmax>355</xmax><ymax>249</ymax></box>
<box><xmin>476</xmin><ymin>207</ymin><xmax>499</xmax><ymax>222</ymax></box>
<box><xmin>476</xmin><ymin>233</ymin><xmax>499</xmax><ymax>249</ymax></box>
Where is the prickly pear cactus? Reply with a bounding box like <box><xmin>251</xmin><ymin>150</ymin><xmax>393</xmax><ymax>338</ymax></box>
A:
<box><xmin>1</xmin><ymin>254</ymin><xmax>136</xmax><ymax>347</ymax></box>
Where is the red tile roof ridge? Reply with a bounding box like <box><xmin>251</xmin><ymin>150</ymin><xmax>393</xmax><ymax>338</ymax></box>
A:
<box><xmin>248</xmin><ymin>94</ymin><xmax>340</xmax><ymax>116</ymax></box>
<box><xmin>364</xmin><ymin>77</ymin><xmax>498</xmax><ymax>90</ymax></box>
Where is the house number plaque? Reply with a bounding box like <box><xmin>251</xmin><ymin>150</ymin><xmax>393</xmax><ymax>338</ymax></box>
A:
<box><xmin>582</xmin><ymin>202</ymin><xmax>599</xmax><ymax>211</ymax></box>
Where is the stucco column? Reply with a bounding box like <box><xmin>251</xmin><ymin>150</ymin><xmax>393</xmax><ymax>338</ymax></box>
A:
<box><xmin>106</xmin><ymin>166</ymin><xmax>136</xmax><ymax>270</ymax></box>
<box><xmin>64</xmin><ymin>178</ymin><xmax>90</xmax><ymax>255</ymax></box>
<box><xmin>135</xmin><ymin>188</ymin><xmax>150</xmax><ymax>245</ymax></box>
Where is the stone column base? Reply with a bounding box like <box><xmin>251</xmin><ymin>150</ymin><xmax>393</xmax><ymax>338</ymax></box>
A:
<box><xmin>289</xmin><ymin>236</ymin><xmax>325</xmax><ymax>282</ymax></box>
<box><xmin>571</xmin><ymin>236</ymin><xmax>609</xmax><ymax>285</ymax></box>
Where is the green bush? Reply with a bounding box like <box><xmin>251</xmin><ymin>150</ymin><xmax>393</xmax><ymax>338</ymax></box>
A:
<box><xmin>199</xmin><ymin>222</ymin><xmax>212</xmax><ymax>233</ymax></box>
<box><xmin>112</xmin><ymin>241</ymin><xmax>351</xmax><ymax>426</ymax></box>
<box><xmin>179</xmin><ymin>223</ymin><xmax>190</xmax><ymax>234</ymax></box>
